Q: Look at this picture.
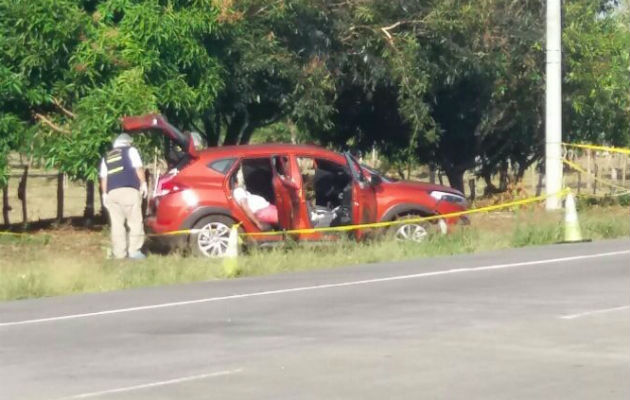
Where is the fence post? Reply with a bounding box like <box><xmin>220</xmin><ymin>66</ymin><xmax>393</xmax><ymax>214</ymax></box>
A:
<box><xmin>468</xmin><ymin>178</ymin><xmax>476</xmax><ymax>201</ymax></box>
<box><xmin>98</xmin><ymin>181</ymin><xmax>106</xmax><ymax>217</ymax></box>
<box><xmin>2</xmin><ymin>183</ymin><xmax>10</xmax><ymax>226</ymax></box>
<box><xmin>84</xmin><ymin>180</ymin><xmax>95</xmax><ymax>223</ymax></box>
<box><xmin>586</xmin><ymin>149</ymin><xmax>592</xmax><ymax>191</ymax></box>
<box><xmin>622</xmin><ymin>156</ymin><xmax>627</xmax><ymax>186</ymax></box>
<box><xmin>57</xmin><ymin>173</ymin><xmax>64</xmax><ymax>223</ymax></box>
<box><xmin>577</xmin><ymin>172</ymin><xmax>582</xmax><ymax>196</ymax></box>
<box><xmin>592</xmin><ymin>163</ymin><xmax>598</xmax><ymax>196</ymax></box>
<box><xmin>17</xmin><ymin>166</ymin><xmax>28</xmax><ymax>227</ymax></box>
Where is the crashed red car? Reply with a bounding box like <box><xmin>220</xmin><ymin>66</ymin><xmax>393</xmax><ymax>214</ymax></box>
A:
<box><xmin>123</xmin><ymin>114</ymin><xmax>469</xmax><ymax>257</ymax></box>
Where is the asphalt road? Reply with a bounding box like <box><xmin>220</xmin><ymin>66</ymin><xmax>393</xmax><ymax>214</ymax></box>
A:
<box><xmin>1</xmin><ymin>239</ymin><xmax>629</xmax><ymax>400</ymax></box>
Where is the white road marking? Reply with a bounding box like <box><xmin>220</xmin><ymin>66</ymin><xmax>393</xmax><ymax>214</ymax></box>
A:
<box><xmin>560</xmin><ymin>305</ymin><xmax>630</xmax><ymax>320</ymax></box>
<box><xmin>1</xmin><ymin>250</ymin><xmax>628</xmax><ymax>328</ymax></box>
<box><xmin>59</xmin><ymin>369</ymin><xmax>243</xmax><ymax>399</ymax></box>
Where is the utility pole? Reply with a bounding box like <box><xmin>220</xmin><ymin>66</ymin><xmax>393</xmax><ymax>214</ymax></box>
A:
<box><xmin>545</xmin><ymin>0</ymin><xmax>563</xmax><ymax>210</ymax></box>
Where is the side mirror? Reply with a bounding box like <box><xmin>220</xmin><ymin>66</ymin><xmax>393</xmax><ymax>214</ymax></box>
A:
<box><xmin>369</xmin><ymin>173</ymin><xmax>382</xmax><ymax>186</ymax></box>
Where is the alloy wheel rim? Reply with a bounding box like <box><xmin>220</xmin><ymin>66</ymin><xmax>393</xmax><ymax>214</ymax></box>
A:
<box><xmin>197</xmin><ymin>222</ymin><xmax>231</xmax><ymax>257</ymax></box>
<box><xmin>395</xmin><ymin>223</ymin><xmax>429</xmax><ymax>243</ymax></box>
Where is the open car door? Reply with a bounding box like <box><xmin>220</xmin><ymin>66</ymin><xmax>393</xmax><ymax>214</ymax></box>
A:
<box><xmin>344</xmin><ymin>152</ymin><xmax>377</xmax><ymax>239</ymax></box>
<box><xmin>271</xmin><ymin>155</ymin><xmax>300</xmax><ymax>236</ymax></box>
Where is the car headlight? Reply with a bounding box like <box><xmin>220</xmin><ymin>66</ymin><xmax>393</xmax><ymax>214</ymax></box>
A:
<box><xmin>430</xmin><ymin>191</ymin><xmax>467</xmax><ymax>206</ymax></box>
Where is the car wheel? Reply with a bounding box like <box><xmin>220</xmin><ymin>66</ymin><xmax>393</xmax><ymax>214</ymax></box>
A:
<box><xmin>390</xmin><ymin>215</ymin><xmax>447</xmax><ymax>243</ymax></box>
<box><xmin>191</xmin><ymin>215</ymin><xmax>238</xmax><ymax>258</ymax></box>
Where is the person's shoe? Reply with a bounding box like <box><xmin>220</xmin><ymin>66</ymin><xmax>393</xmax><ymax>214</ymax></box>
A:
<box><xmin>128</xmin><ymin>251</ymin><xmax>147</xmax><ymax>260</ymax></box>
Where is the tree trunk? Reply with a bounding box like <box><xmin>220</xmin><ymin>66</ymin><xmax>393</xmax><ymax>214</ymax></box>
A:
<box><xmin>289</xmin><ymin>121</ymin><xmax>298</xmax><ymax>144</ymax></box>
<box><xmin>17</xmin><ymin>166</ymin><xmax>28</xmax><ymax>227</ymax></box>
<box><xmin>84</xmin><ymin>180</ymin><xmax>95</xmax><ymax>222</ymax></box>
<box><xmin>498</xmin><ymin>163</ymin><xmax>509</xmax><ymax>192</ymax></box>
<box><xmin>57</xmin><ymin>173</ymin><xmax>64</xmax><ymax>223</ymax></box>
<box><xmin>592</xmin><ymin>164</ymin><xmax>598</xmax><ymax>196</ymax></box>
<box><xmin>223</xmin><ymin>111</ymin><xmax>249</xmax><ymax>146</ymax></box>
<box><xmin>482</xmin><ymin>171</ymin><xmax>498</xmax><ymax>195</ymax></box>
<box><xmin>515</xmin><ymin>162</ymin><xmax>528</xmax><ymax>183</ymax></box>
<box><xmin>468</xmin><ymin>179</ymin><xmax>476</xmax><ymax>201</ymax></box>
<box><xmin>536</xmin><ymin>171</ymin><xmax>543</xmax><ymax>196</ymax></box>
<box><xmin>2</xmin><ymin>184</ymin><xmax>10</xmax><ymax>226</ymax></box>
<box><xmin>239</xmin><ymin>125</ymin><xmax>256</xmax><ymax>145</ymax></box>
<box><xmin>429</xmin><ymin>164</ymin><xmax>436</xmax><ymax>184</ymax></box>
<box><xmin>443</xmin><ymin>167</ymin><xmax>465</xmax><ymax>193</ymax></box>
<box><xmin>202</xmin><ymin>113</ymin><xmax>221</xmax><ymax>147</ymax></box>
<box><xmin>396</xmin><ymin>166</ymin><xmax>406</xmax><ymax>181</ymax></box>
<box><xmin>98</xmin><ymin>180</ymin><xmax>106</xmax><ymax>217</ymax></box>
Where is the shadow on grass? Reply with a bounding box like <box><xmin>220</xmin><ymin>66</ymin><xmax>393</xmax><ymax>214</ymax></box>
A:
<box><xmin>0</xmin><ymin>215</ymin><xmax>108</xmax><ymax>233</ymax></box>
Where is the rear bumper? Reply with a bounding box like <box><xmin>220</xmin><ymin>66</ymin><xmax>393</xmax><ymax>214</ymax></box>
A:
<box><xmin>144</xmin><ymin>217</ymin><xmax>188</xmax><ymax>252</ymax></box>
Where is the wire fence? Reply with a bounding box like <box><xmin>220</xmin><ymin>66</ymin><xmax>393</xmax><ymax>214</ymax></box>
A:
<box><xmin>1</xmin><ymin>167</ymin><xmax>99</xmax><ymax>228</ymax></box>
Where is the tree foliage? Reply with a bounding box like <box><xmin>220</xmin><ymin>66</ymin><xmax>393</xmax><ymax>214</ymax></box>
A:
<box><xmin>563</xmin><ymin>0</ymin><xmax>629</xmax><ymax>147</ymax></box>
<box><xmin>1</xmin><ymin>0</ymin><xmax>222</xmax><ymax>181</ymax></box>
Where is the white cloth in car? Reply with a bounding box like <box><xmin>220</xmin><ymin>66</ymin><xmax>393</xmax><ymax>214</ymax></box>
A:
<box><xmin>233</xmin><ymin>187</ymin><xmax>270</xmax><ymax>213</ymax></box>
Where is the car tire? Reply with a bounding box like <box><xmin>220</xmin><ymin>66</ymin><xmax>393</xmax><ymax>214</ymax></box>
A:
<box><xmin>388</xmin><ymin>214</ymin><xmax>446</xmax><ymax>243</ymax></box>
<box><xmin>190</xmin><ymin>215</ymin><xmax>240</xmax><ymax>258</ymax></box>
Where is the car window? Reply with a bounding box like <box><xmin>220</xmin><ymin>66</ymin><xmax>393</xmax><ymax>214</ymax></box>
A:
<box><xmin>208</xmin><ymin>158</ymin><xmax>236</xmax><ymax>174</ymax></box>
<box><xmin>273</xmin><ymin>155</ymin><xmax>291</xmax><ymax>178</ymax></box>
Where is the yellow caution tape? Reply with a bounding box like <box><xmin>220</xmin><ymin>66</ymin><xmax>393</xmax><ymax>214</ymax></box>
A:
<box><xmin>138</xmin><ymin>189</ymin><xmax>571</xmax><ymax>239</ymax></box>
<box><xmin>5</xmin><ymin>141</ymin><xmax>626</xmax><ymax>242</ymax></box>
<box><xmin>2</xmin><ymin>190</ymin><xmax>580</xmax><ymax>240</ymax></box>
<box><xmin>563</xmin><ymin>143</ymin><xmax>630</xmax><ymax>155</ymax></box>
<box><xmin>241</xmin><ymin>188</ymin><xmax>571</xmax><ymax>238</ymax></box>
<box><xmin>147</xmin><ymin>229</ymin><xmax>198</xmax><ymax>238</ymax></box>
<box><xmin>562</xmin><ymin>158</ymin><xmax>630</xmax><ymax>194</ymax></box>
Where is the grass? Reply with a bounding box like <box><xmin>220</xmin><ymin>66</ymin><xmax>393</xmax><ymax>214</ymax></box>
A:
<box><xmin>1</xmin><ymin>205</ymin><xmax>628</xmax><ymax>302</ymax></box>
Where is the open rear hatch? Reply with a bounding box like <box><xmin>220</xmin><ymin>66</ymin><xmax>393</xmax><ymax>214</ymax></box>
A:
<box><xmin>122</xmin><ymin>114</ymin><xmax>197</xmax><ymax>164</ymax></box>
<box><xmin>122</xmin><ymin>114</ymin><xmax>197</xmax><ymax>214</ymax></box>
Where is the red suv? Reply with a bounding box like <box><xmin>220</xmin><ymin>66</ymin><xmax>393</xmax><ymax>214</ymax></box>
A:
<box><xmin>123</xmin><ymin>115</ymin><xmax>469</xmax><ymax>257</ymax></box>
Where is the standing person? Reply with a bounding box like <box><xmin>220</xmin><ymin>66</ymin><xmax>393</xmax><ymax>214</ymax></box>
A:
<box><xmin>99</xmin><ymin>133</ymin><xmax>148</xmax><ymax>260</ymax></box>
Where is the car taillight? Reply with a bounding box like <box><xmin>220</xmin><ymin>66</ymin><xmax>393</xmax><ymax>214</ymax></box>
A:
<box><xmin>155</xmin><ymin>173</ymin><xmax>188</xmax><ymax>197</ymax></box>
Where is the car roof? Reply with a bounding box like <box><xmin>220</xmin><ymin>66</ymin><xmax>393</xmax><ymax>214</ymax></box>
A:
<box><xmin>198</xmin><ymin>143</ymin><xmax>344</xmax><ymax>161</ymax></box>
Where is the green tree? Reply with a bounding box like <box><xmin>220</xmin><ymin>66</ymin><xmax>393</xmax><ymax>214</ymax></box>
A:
<box><xmin>0</xmin><ymin>0</ymin><xmax>88</xmax><ymax>183</ymax></box>
<box><xmin>563</xmin><ymin>0</ymin><xmax>630</xmax><ymax>147</ymax></box>
<box><xmin>197</xmin><ymin>0</ymin><xmax>336</xmax><ymax>146</ymax></box>
<box><xmin>1</xmin><ymin>0</ymin><xmax>223</xmax><ymax>182</ymax></box>
<box><xmin>306</xmin><ymin>0</ymin><xmax>547</xmax><ymax>191</ymax></box>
